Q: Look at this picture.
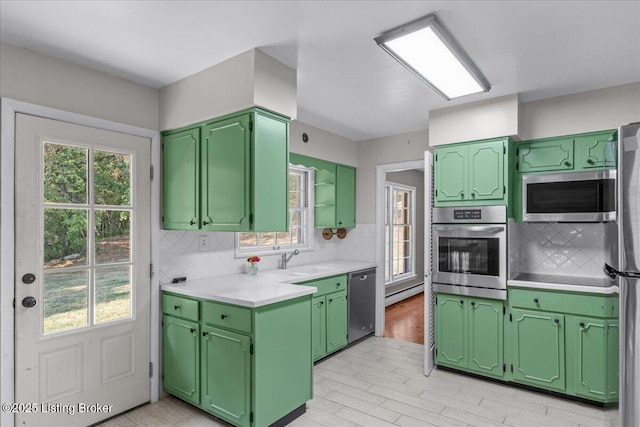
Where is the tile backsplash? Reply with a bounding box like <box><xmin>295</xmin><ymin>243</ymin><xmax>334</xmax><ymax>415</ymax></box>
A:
<box><xmin>158</xmin><ymin>223</ymin><xmax>377</xmax><ymax>284</ymax></box>
<box><xmin>515</xmin><ymin>222</ymin><xmax>606</xmax><ymax>278</ymax></box>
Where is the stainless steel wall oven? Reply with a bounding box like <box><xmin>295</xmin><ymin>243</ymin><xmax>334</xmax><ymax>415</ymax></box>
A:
<box><xmin>432</xmin><ymin>206</ymin><xmax>507</xmax><ymax>300</ymax></box>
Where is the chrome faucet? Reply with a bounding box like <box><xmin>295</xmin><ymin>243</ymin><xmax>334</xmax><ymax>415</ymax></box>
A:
<box><xmin>279</xmin><ymin>249</ymin><xmax>300</xmax><ymax>269</ymax></box>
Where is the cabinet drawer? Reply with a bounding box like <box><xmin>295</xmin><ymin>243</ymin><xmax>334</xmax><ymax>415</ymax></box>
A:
<box><xmin>301</xmin><ymin>274</ymin><xmax>347</xmax><ymax>297</ymax></box>
<box><xmin>162</xmin><ymin>293</ymin><xmax>199</xmax><ymax>321</ymax></box>
<box><xmin>509</xmin><ymin>288</ymin><xmax>618</xmax><ymax>318</ymax></box>
<box><xmin>202</xmin><ymin>301</ymin><xmax>252</xmax><ymax>333</ymax></box>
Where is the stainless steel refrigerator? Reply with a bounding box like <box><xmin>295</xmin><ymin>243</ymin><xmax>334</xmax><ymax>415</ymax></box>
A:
<box><xmin>604</xmin><ymin>122</ymin><xmax>640</xmax><ymax>427</ymax></box>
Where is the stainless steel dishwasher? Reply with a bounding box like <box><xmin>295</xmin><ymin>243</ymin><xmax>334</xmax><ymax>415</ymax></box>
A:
<box><xmin>347</xmin><ymin>268</ymin><xmax>376</xmax><ymax>343</ymax></box>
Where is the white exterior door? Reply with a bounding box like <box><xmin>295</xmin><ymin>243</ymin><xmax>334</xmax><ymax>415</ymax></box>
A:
<box><xmin>14</xmin><ymin>114</ymin><xmax>151</xmax><ymax>426</ymax></box>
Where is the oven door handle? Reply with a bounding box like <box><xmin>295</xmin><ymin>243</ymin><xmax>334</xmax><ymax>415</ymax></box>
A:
<box><xmin>434</xmin><ymin>225</ymin><xmax>505</xmax><ymax>233</ymax></box>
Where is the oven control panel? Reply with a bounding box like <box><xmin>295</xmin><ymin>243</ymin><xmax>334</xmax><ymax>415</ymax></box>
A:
<box><xmin>453</xmin><ymin>209</ymin><xmax>482</xmax><ymax>220</ymax></box>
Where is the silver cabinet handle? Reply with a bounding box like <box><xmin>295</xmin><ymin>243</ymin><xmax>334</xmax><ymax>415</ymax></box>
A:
<box><xmin>434</xmin><ymin>225</ymin><xmax>505</xmax><ymax>233</ymax></box>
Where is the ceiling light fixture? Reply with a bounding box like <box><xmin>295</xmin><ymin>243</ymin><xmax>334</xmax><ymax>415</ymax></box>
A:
<box><xmin>374</xmin><ymin>14</ymin><xmax>490</xmax><ymax>100</ymax></box>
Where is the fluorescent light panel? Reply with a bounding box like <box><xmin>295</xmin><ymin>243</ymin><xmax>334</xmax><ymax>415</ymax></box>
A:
<box><xmin>375</xmin><ymin>14</ymin><xmax>490</xmax><ymax>100</ymax></box>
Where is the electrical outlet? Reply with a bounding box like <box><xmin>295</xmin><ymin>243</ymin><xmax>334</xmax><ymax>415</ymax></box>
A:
<box><xmin>199</xmin><ymin>235</ymin><xmax>208</xmax><ymax>251</ymax></box>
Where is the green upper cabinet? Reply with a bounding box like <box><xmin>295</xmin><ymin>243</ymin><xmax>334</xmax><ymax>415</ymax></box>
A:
<box><xmin>576</xmin><ymin>130</ymin><xmax>617</xmax><ymax>169</ymax></box>
<box><xmin>289</xmin><ymin>153</ymin><xmax>356</xmax><ymax>228</ymax></box>
<box><xmin>434</xmin><ymin>137</ymin><xmax>511</xmax><ymax>207</ymax></box>
<box><xmin>435</xmin><ymin>145</ymin><xmax>467</xmax><ymax>202</ymax></box>
<box><xmin>515</xmin><ymin>129</ymin><xmax>615</xmax><ymax>174</ymax></box>
<box><xmin>517</xmin><ymin>137</ymin><xmax>574</xmax><ymax>172</ymax></box>
<box><xmin>469</xmin><ymin>141</ymin><xmax>505</xmax><ymax>201</ymax></box>
<box><xmin>162</xmin><ymin>108</ymin><xmax>289</xmax><ymax>232</ymax></box>
<box><xmin>162</xmin><ymin>128</ymin><xmax>200</xmax><ymax>229</ymax></box>
<box><xmin>335</xmin><ymin>165</ymin><xmax>356</xmax><ymax>228</ymax></box>
<box><xmin>201</xmin><ymin>115</ymin><xmax>251</xmax><ymax>231</ymax></box>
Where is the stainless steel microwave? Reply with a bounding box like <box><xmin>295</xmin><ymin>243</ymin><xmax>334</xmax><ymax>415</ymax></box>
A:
<box><xmin>522</xmin><ymin>169</ymin><xmax>616</xmax><ymax>222</ymax></box>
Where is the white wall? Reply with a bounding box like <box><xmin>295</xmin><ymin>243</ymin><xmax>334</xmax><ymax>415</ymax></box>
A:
<box><xmin>428</xmin><ymin>83</ymin><xmax>640</xmax><ymax>146</ymax></box>
<box><xmin>0</xmin><ymin>42</ymin><xmax>158</xmax><ymax>130</ymax></box>
<box><xmin>519</xmin><ymin>82</ymin><xmax>640</xmax><ymax>140</ymax></box>
<box><xmin>356</xmin><ymin>129</ymin><xmax>430</xmax><ymax>224</ymax></box>
<box><xmin>429</xmin><ymin>94</ymin><xmax>519</xmax><ymax>146</ymax></box>
<box><xmin>158</xmin><ymin>49</ymin><xmax>297</xmax><ymax>131</ymax></box>
<box><xmin>289</xmin><ymin>120</ymin><xmax>357</xmax><ymax>166</ymax></box>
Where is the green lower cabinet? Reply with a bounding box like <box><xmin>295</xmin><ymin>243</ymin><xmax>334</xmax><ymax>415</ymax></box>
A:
<box><xmin>572</xmin><ymin>317</ymin><xmax>618</xmax><ymax>402</ymax></box>
<box><xmin>201</xmin><ymin>326</ymin><xmax>251</xmax><ymax>427</ymax></box>
<box><xmin>311</xmin><ymin>296</ymin><xmax>327</xmax><ymax>361</ymax></box>
<box><xmin>326</xmin><ymin>291</ymin><xmax>348</xmax><ymax>353</ymax></box>
<box><xmin>435</xmin><ymin>295</ymin><xmax>467</xmax><ymax>368</ymax></box>
<box><xmin>162</xmin><ymin>292</ymin><xmax>312</xmax><ymax>427</ymax></box>
<box><xmin>507</xmin><ymin>288</ymin><xmax>619</xmax><ymax>403</ymax></box>
<box><xmin>311</xmin><ymin>291</ymin><xmax>347</xmax><ymax>361</ymax></box>
<box><xmin>511</xmin><ymin>309</ymin><xmax>565</xmax><ymax>392</ymax></box>
<box><xmin>301</xmin><ymin>275</ymin><xmax>348</xmax><ymax>362</ymax></box>
<box><xmin>435</xmin><ymin>294</ymin><xmax>504</xmax><ymax>379</ymax></box>
<box><xmin>162</xmin><ymin>315</ymin><xmax>200</xmax><ymax>405</ymax></box>
<box><xmin>468</xmin><ymin>299</ymin><xmax>504</xmax><ymax>378</ymax></box>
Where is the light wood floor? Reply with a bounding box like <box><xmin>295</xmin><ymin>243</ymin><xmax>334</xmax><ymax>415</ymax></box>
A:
<box><xmin>99</xmin><ymin>336</ymin><xmax>617</xmax><ymax>427</ymax></box>
<box><xmin>384</xmin><ymin>293</ymin><xmax>424</xmax><ymax>344</ymax></box>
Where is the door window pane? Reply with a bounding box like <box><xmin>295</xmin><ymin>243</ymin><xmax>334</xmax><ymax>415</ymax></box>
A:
<box><xmin>43</xmin><ymin>142</ymin><xmax>87</xmax><ymax>204</ymax></box>
<box><xmin>94</xmin><ymin>150</ymin><xmax>131</xmax><ymax>206</ymax></box>
<box><xmin>43</xmin><ymin>269</ymin><xmax>89</xmax><ymax>334</ymax></box>
<box><xmin>43</xmin><ymin>208</ymin><xmax>88</xmax><ymax>269</ymax></box>
<box><xmin>95</xmin><ymin>266</ymin><xmax>132</xmax><ymax>323</ymax></box>
<box><xmin>95</xmin><ymin>210</ymin><xmax>131</xmax><ymax>264</ymax></box>
<box><xmin>385</xmin><ymin>183</ymin><xmax>415</xmax><ymax>284</ymax></box>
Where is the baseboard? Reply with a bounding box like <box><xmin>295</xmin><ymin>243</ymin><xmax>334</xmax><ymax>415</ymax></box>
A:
<box><xmin>384</xmin><ymin>284</ymin><xmax>424</xmax><ymax>306</ymax></box>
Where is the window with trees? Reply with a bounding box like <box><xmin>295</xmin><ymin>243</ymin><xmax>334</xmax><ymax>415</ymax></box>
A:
<box><xmin>236</xmin><ymin>166</ymin><xmax>310</xmax><ymax>254</ymax></box>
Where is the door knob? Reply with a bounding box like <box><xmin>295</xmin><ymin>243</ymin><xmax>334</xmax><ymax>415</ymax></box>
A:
<box><xmin>22</xmin><ymin>273</ymin><xmax>36</xmax><ymax>284</ymax></box>
<box><xmin>22</xmin><ymin>297</ymin><xmax>37</xmax><ymax>308</ymax></box>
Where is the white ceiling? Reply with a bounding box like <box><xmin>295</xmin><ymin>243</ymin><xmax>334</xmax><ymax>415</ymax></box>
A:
<box><xmin>1</xmin><ymin>1</ymin><xmax>639</xmax><ymax>141</ymax></box>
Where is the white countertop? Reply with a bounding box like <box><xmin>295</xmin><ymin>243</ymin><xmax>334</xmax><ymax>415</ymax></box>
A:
<box><xmin>161</xmin><ymin>260</ymin><xmax>377</xmax><ymax>308</ymax></box>
<box><xmin>508</xmin><ymin>272</ymin><xmax>618</xmax><ymax>295</ymax></box>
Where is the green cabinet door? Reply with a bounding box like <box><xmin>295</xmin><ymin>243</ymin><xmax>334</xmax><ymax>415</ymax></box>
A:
<box><xmin>577</xmin><ymin>131</ymin><xmax>616</xmax><ymax>169</ymax></box>
<box><xmin>311</xmin><ymin>296</ymin><xmax>327</xmax><ymax>361</ymax></box>
<box><xmin>201</xmin><ymin>325</ymin><xmax>251</xmax><ymax>427</ymax></box>
<box><xmin>512</xmin><ymin>309</ymin><xmax>565</xmax><ymax>392</ymax></box>
<box><xmin>435</xmin><ymin>146</ymin><xmax>468</xmax><ymax>202</ymax></box>
<box><xmin>606</xmin><ymin>321</ymin><xmax>619</xmax><ymax>400</ymax></box>
<box><xmin>468</xmin><ymin>299</ymin><xmax>504</xmax><ymax>378</ymax></box>
<box><xmin>469</xmin><ymin>141</ymin><xmax>504</xmax><ymax>201</ymax></box>
<box><xmin>326</xmin><ymin>291</ymin><xmax>348</xmax><ymax>354</ymax></box>
<box><xmin>435</xmin><ymin>295</ymin><xmax>467</xmax><ymax>368</ymax></box>
<box><xmin>336</xmin><ymin>165</ymin><xmax>356</xmax><ymax>228</ymax></box>
<box><xmin>163</xmin><ymin>315</ymin><xmax>200</xmax><ymax>405</ymax></box>
<box><xmin>251</xmin><ymin>111</ymin><xmax>289</xmax><ymax>232</ymax></box>
<box><xmin>518</xmin><ymin>137</ymin><xmax>574</xmax><ymax>172</ymax></box>
<box><xmin>573</xmin><ymin>317</ymin><xmax>618</xmax><ymax>401</ymax></box>
<box><xmin>201</xmin><ymin>114</ymin><xmax>251</xmax><ymax>231</ymax></box>
<box><xmin>163</xmin><ymin>128</ymin><xmax>200</xmax><ymax>229</ymax></box>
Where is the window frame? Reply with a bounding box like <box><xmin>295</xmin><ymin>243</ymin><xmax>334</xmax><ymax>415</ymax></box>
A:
<box><xmin>384</xmin><ymin>181</ymin><xmax>417</xmax><ymax>285</ymax></box>
<box><xmin>235</xmin><ymin>165</ymin><xmax>312</xmax><ymax>257</ymax></box>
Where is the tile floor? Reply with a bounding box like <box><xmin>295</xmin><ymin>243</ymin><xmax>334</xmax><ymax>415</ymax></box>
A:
<box><xmin>99</xmin><ymin>337</ymin><xmax>618</xmax><ymax>427</ymax></box>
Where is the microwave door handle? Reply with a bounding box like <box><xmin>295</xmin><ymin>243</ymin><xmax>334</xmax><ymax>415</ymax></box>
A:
<box><xmin>434</xmin><ymin>226</ymin><xmax>505</xmax><ymax>233</ymax></box>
